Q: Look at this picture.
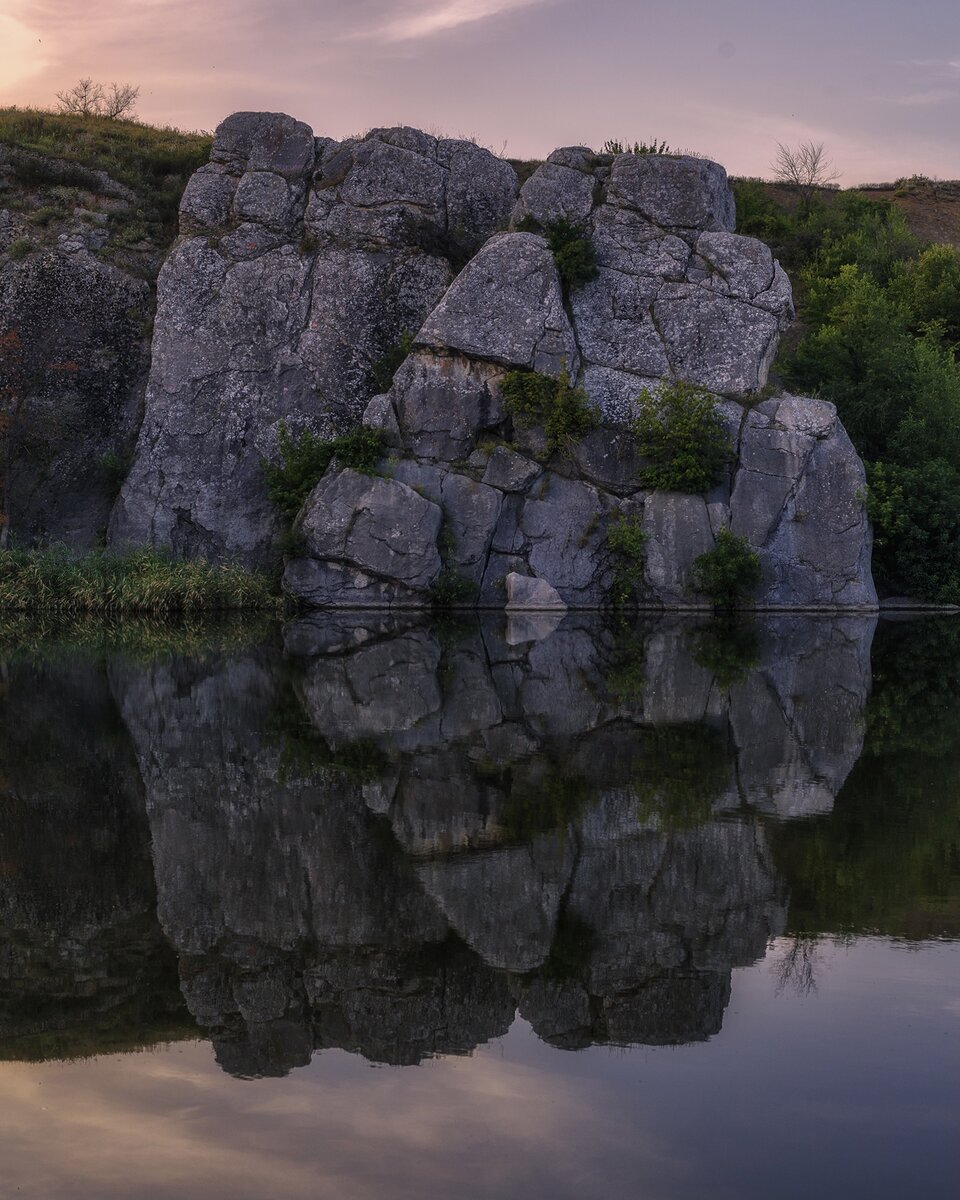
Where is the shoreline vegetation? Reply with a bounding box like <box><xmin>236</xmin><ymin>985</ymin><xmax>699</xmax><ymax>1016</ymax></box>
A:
<box><xmin>0</xmin><ymin>547</ymin><xmax>280</xmax><ymax>613</ymax></box>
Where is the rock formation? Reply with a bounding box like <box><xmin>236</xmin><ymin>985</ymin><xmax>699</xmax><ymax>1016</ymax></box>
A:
<box><xmin>277</xmin><ymin>141</ymin><xmax>874</xmax><ymax>609</ymax></box>
<box><xmin>109</xmin><ymin>115</ymin><xmax>517</xmax><ymax>567</ymax></box>
<box><xmin>1</xmin><ymin>111</ymin><xmax>877</xmax><ymax>607</ymax></box>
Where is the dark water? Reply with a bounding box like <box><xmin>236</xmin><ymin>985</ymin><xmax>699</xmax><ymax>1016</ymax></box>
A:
<box><xmin>0</xmin><ymin>612</ymin><xmax>958</xmax><ymax>1199</ymax></box>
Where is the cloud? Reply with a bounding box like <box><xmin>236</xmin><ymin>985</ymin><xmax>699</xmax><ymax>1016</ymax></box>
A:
<box><xmin>359</xmin><ymin>0</ymin><xmax>549</xmax><ymax>42</ymax></box>
<box><xmin>888</xmin><ymin>87</ymin><xmax>960</xmax><ymax>106</ymax></box>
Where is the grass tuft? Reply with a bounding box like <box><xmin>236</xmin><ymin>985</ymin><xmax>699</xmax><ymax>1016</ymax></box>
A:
<box><xmin>0</xmin><ymin>547</ymin><xmax>279</xmax><ymax>614</ymax></box>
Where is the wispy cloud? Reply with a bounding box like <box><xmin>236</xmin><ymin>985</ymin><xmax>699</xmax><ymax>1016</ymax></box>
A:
<box><xmin>360</xmin><ymin>0</ymin><xmax>549</xmax><ymax>42</ymax></box>
<box><xmin>888</xmin><ymin>86</ymin><xmax>960</xmax><ymax>106</ymax></box>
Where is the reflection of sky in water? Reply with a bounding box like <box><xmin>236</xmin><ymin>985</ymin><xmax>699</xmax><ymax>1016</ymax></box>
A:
<box><xmin>1</xmin><ymin>938</ymin><xmax>957</xmax><ymax>1200</ymax></box>
<box><xmin>1</xmin><ymin>615</ymin><xmax>959</xmax><ymax>1197</ymax></box>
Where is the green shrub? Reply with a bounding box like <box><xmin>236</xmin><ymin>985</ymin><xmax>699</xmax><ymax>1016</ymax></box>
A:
<box><xmin>428</xmin><ymin>568</ymin><xmax>478</xmax><ymax>609</ymax></box>
<box><xmin>7</xmin><ymin>237</ymin><xmax>32</xmax><ymax>261</ymax></box>
<box><xmin>262</xmin><ymin>422</ymin><xmax>385</xmax><ymax>523</ymax></box>
<box><xmin>602</xmin><ymin>138</ymin><xmax>671</xmax><ymax>156</ymax></box>
<box><xmin>633</xmin><ymin>379</ymin><xmax>732</xmax><ymax>492</ymax></box>
<box><xmin>95</xmin><ymin>450</ymin><xmax>130</xmax><ymax>498</ymax></box>
<box><xmin>866</xmin><ymin>459</ymin><xmax>960</xmax><ymax>603</ymax></box>
<box><xmin>543</xmin><ymin>217</ymin><xmax>598</xmax><ymax>290</ymax></box>
<box><xmin>691</xmin><ymin>529</ymin><xmax>762</xmax><ymax>609</ymax></box>
<box><xmin>371</xmin><ymin>330</ymin><xmax>414</xmax><ymax>394</ymax></box>
<box><xmin>607</xmin><ymin>514</ymin><xmax>647</xmax><ymax>606</ymax></box>
<box><xmin>501</xmin><ymin>366</ymin><xmax>599</xmax><ymax>453</ymax></box>
<box><xmin>0</xmin><ymin>546</ymin><xmax>278</xmax><ymax>613</ymax></box>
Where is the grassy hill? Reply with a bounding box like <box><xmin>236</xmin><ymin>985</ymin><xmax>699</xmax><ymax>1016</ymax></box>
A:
<box><xmin>0</xmin><ymin>108</ymin><xmax>211</xmax><ymax>276</ymax></box>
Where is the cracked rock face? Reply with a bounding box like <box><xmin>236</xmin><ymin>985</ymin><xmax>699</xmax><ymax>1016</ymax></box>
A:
<box><xmin>96</xmin><ymin>114</ymin><xmax>872</xmax><ymax>604</ymax></box>
<box><xmin>110</xmin><ymin>113</ymin><xmax>518</xmax><ymax>567</ymax></box>
<box><xmin>0</xmin><ymin>248</ymin><xmax>149</xmax><ymax>547</ymax></box>
<box><xmin>286</xmin><ymin>139</ymin><xmax>873</xmax><ymax>611</ymax></box>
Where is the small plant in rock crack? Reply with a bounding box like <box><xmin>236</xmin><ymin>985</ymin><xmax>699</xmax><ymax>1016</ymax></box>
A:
<box><xmin>690</xmin><ymin>529</ymin><xmax>762</xmax><ymax>610</ymax></box>
<box><xmin>500</xmin><ymin>366</ymin><xmax>599</xmax><ymax>454</ymax></box>
<box><xmin>607</xmin><ymin>514</ymin><xmax>648</xmax><ymax>607</ymax></box>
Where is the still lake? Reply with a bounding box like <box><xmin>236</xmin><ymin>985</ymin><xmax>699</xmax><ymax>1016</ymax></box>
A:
<box><xmin>0</xmin><ymin>611</ymin><xmax>957</xmax><ymax>1199</ymax></box>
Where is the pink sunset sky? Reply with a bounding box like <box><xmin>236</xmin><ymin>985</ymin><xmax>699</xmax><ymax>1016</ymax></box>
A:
<box><xmin>2</xmin><ymin>0</ymin><xmax>959</xmax><ymax>181</ymax></box>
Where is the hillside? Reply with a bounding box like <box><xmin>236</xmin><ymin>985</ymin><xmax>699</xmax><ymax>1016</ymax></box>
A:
<box><xmin>0</xmin><ymin>108</ymin><xmax>211</xmax><ymax>277</ymax></box>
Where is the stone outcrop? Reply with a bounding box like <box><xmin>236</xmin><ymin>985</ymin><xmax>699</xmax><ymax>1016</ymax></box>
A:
<box><xmin>109</xmin><ymin>114</ymin><xmax>517</xmax><ymax>567</ymax></box>
<box><xmin>0</xmin><ymin>244</ymin><xmax>149</xmax><ymax>548</ymax></box>
<box><xmin>281</xmin><ymin>139</ymin><xmax>875</xmax><ymax>610</ymax></box>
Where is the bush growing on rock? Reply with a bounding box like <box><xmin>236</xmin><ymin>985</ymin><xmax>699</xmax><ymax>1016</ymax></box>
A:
<box><xmin>607</xmin><ymin>514</ymin><xmax>648</xmax><ymax>606</ymax></box>
<box><xmin>691</xmin><ymin>530</ymin><xmax>762</xmax><ymax>610</ymax></box>
<box><xmin>501</xmin><ymin>366</ymin><xmax>599</xmax><ymax>454</ymax></box>
<box><xmin>515</xmin><ymin>215</ymin><xmax>598</xmax><ymax>291</ymax></box>
<box><xmin>633</xmin><ymin>380</ymin><xmax>732</xmax><ymax>493</ymax></box>
<box><xmin>263</xmin><ymin>422</ymin><xmax>385</xmax><ymax>523</ymax></box>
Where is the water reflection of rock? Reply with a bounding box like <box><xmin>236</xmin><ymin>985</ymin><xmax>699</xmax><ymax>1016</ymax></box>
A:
<box><xmin>108</xmin><ymin>613</ymin><xmax>873</xmax><ymax>1074</ymax></box>
<box><xmin>0</xmin><ymin>659</ymin><xmax>183</xmax><ymax>1057</ymax></box>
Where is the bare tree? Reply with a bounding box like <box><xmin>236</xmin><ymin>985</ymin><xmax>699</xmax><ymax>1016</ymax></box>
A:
<box><xmin>54</xmin><ymin>78</ymin><xmax>139</xmax><ymax>120</ymax></box>
<box><xmin>55</xmin><ymin>77</ymin><xmax>105</xmax><ymax>116</ymax></box>
<box><xmin>772</xmin><ymin>140</ymin><xmax>840</xmax><ymax>210</ymax></box>
<box><xmin>101</xmin><ymin>82</ymin><xmax>140</xmax><ymax>120</ymax></box>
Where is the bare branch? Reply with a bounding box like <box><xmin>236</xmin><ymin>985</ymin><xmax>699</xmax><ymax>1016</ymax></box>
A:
<box><xmin>55</xmin><ymin>77</ymin><xmax>105</xmax><ymax>116</ymax></box>
<box><xmin>101</xmin><ymin>82</ymin><xmax>140</xmax><ymax>120</ymax></box>
<box><xmin>772</xmin><ymin>140</ymin><xmax>840</xmax><ymax>208</ymax></box>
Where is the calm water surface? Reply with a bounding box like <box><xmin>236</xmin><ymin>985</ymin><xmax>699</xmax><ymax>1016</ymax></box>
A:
<box><xmin>0</xmin><ymin>612</ymin><xmax>957</xmax><ymax>1199</ymax></box>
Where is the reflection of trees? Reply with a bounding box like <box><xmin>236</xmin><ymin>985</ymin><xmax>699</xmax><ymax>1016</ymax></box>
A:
<box><xmin>772</xmin><ymin>934</ymin><xmax>821</xmax><ymax>996</ymax></box>
<box><xmin>770</xmin><ymin>617</ymin><xmax>960</xmax><ymax>940</ymax></box>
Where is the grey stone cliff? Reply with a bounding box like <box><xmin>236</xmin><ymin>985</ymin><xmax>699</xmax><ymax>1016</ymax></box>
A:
<box><xmin>0</xmin><ymin>111</ymin><xmax>876</xmax><ymax>606</ymax></box>
<box><xmin>109</xmin><ymin>114</ymin><xmax>517</xmax><ymax>567</ymax></box>
<box><xmin>277</xmin><ymin>136</ymin><xmax>875</xmax><ymax>609</ymax></box>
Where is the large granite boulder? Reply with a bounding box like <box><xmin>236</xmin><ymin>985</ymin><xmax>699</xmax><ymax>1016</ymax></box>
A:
<box><xmin>110</xmin><ymin>114</ymin><xmax>518</xmax><ymax>567</ymax></box>
<box><xmin>285</xmin><ymin>143</ymin><xmax>873</xmax><ymax>611</ymax></box>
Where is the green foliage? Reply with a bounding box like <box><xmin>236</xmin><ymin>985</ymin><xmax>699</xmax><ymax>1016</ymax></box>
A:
<box><xmin>543</xmin><ymin>217</ymin><xmax>598</xmax><ymax>290</ymax></box>
<box><xmin>298</xmin><ymin>231</ymin><xmax>318</xmax><ymax>256</ymax></box>
<box><xmin>428</xmin><ymin>568</ymin><xmax>478</xmax><ymax>609</ymax></box>
<box><xmin>95</xmin><ymin>450</ymin><xmax>129</xmax><ymax>498</ymax></box>
<box><xmin>736</xmin><ymin>178</ymin><xmax>960</xmax><ymax>600</ymax></box>
<box><xmin>0</xmin><ymin>107</ymin><xmax>211</xmax><ymax>247</ymax></box>
<box><xmin>501</xmin><ymin>366</ymin><xmax>599</xmax><ymax>454</ymax></box>
<box><xmin>607</xmin><ymin>514</ymin><xmax>647</xmax><ymax>606</ymax></box>
<box><xmin>866</xmin><ymin>459</ymin><xmax>960</xmax><ymax>602</ymax></box>
<box><xmin>7</xmin><ymin>237</ymin><xmax>31</xmax><ymax>261</ymax></box>
<box><xmin>691</xmin><ymin>529</ymin><xmax>762</xmax><ymax>609</ymax></box>
<box><xmin>513</xmin><ymin>215</ymin><xmax>597</xmax><ymax>289</ymax></box>
<box><xmin>262</xmin><ymin>422</ymin><xmax>385</xmax><ymax>523</ymax></box>
<box><xmin>371</xmin><ymin>330</ymin><xmax>414</xmax><ymax>394</ymax></box>
<box><xmin>632</xmin><ymin>379</ymin><xmax>732</xmax><ymax>493</ymax></box>
<box><xmin>602</xmin><ymin>138</ymin><xmax>671</xmax><ymax>155</ymax></box>
<box><xmin>0</xmin><ymin>547</ymin><xmax>279</xmax><ymax>613</ymax></box>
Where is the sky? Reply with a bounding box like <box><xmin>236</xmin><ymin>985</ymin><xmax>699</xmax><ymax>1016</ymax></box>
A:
<box><xmin>2</xmin><ymin>0</ymin><xmax>960</xmax><ymax>181</ymax></box>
